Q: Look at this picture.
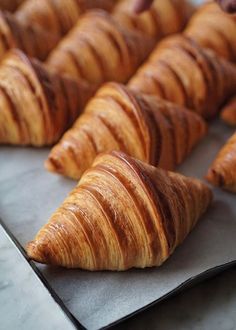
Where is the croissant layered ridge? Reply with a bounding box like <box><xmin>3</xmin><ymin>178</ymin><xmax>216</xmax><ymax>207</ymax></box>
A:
<box><xmin>0</xmin><ymin>50</ymin><xmax>95</xmax><ymax>146</ymax></box>
<box><xmin>16</xmin><ymin>0</ymin><xmax>115</xmax><ymax>37</ymax></box>
<box><xmin>129</xmin><ymin>35</ymin><xmax>236</xmax><ymax>119</ymax></box>
<box><xmin>28</xmin><ymin>151</ymin><xmax>213</xmax><ymax>270</ymax></box>
<box><xmin>185</xmin><ymin>2</ymin><xmax>236</xmax><ymax>62</ymax></box>
<box><xmin>0</xmin><ymin>11</ymin><xmax>58</xmax><ymax>60</ymax></box>
<box><xmin>46</xmin><ymin>10</ymin><xmax>155</xmax><ymax>85</ymax></box>
<box><xmin>113</xmin><ymin>0</ymin><xmax>194</xmax><ymax>38</ymax></box>
<box><xmin>45</xmin><ymin>83</ymin><xmax>207</xmax><ymax>179</ymax></box>
<box><xmin>206</xmin><ymin>132</ymin><xmax>236</xmax><ymax>192</ymax></box>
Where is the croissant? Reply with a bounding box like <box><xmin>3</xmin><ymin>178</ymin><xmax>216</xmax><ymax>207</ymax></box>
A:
<box><xmin>206</xmin><ymin>132</ymin><xmax>236</xmax><ymax>192</ymax></box>
<box><xmin>46</xmin><ymin>10</ymin><xmax>154</xmax><ymax>84</ymax></box>
<box><xmin>0</xmin><ymin>49</ymin><xmax>96</xmax><ymax>146</ymax></box>
<box><xmin>113</xmin><ymin>0</ymin><xmax>193</xmax><ymax>38</ymax></box>
<box><xmin>0</xmin><ymin>0</ymin><xmax>24</xmax><ymax>12</ymax></box>
<box><xmin>129</xmin><ymin>35</ymin><xmax>236</xmax><ymax>119</ymax></box>
<box><xmin>16</xmin><ymin>0</ymin><xmax>116</xmax><ymax>37</ymax></box>
<box><xmin>28</xmin><ymin>151</ymin><xmax>213</xmax><ymax>270</ymax></box>
<box><xmin>0</xmin><ymin>11</ymin><xmax>58</xmax><ymax>60</ymax></box>
<box><xmin>220</xmin><ymin>96</ymin><xmax>236</xmax><ymax>126</ymax></box>
<box><xmin>45</xmin><ymin>0</ymin><xmax>193</xmax><ymax>84</ymax></box>
<box><xmin>185</xmin><ymin>2</ymin><xmax>236</xmax><ymax>62</ymax></box>
<box><xmin>45</xmin><ymin>82</ymin><xmax>207</xmax><ymax>180</ymax></box>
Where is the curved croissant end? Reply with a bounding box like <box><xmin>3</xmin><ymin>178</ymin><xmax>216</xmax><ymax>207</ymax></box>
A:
<box><xmin>206</xmin><ymin>132</ymin><xmax>236</xmax><ymax>193</ymax></box>
<box><xmin>16</xmin><ymin>0</ymin><xmax>115</xmax><ymax>37</ymax></box>
<box><xmin>45</xmin><ymin>82</ymin><xmax>207</xmax><ymax>180</ymax></box>
<box><xmin>46</xmin><ymin>10</ymin><xmax>155</xmax><ymax>84</ymax></box>
<box><xmin>129</xmin><ymin>34</ymin><xmax>236</xmax><ymax>119</ymax></box>
<box><xmin>0</xmin><ymin>49</ymin><xmax>96</xmax><ymax>146</ymax></box>
<box><xmin>28</xmin><ymin>151</ymin><xmax>213</xmax><ymax>270</ymax></box>
<box><xmin>185</xmin><ymin>2</ymin><xmax>236</xmax><ymax>62</ymax></box>
<box><xmin>220</xmin><ymin>96</ymin><xmax>236</xmax><ymax>126</ymax></box>
<box><xmin>0</xmin><ymin>11</ymin><xmax>59</xmax><ymax>61</ymax></box>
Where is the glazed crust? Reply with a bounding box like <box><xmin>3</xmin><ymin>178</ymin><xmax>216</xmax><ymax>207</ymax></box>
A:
<box><xmin>185</xmin><ymin>2</ymin><xmax>236</xmax><ymax>62</ymax></box>
<box><xmin>45</xmin><ymin>0</ymin><xmax>193</xmax><ymax>84</ymax></box>
<box><xmin>221</xmin><ymin>96</ymin><xmax>236</xmax><ymax>126</ymax></box>
<box><xmin>129</xmin><ymin>35</ymin><xmax>236</xmax><ymax>119</ymax></box>
<box><xmin>206</xmin><ymin>132</ymin><xmax>236</xmax><ymax>192</ymax></box>
<box><xmin>16</xmin><ymin>0</ymin><xmax>116</xmax><ymax>37</ymax></box>
<box><xmin>45</xmin><ymin>82</ymin><xmax>207</xmax><ymax>179</ymax></box>
<box><xmin>0</xmin><ymin>11</ymin><xmax>58</xmax><ymax>60</ymax></box>
<box><xmin>0</xmin><ymin>49</ymin><xmax>95</xmax><ymax>146</ymax></box>
<box><xmin>28</xmin><ymin>151</ymin><xmax>212</xmax><ymax>270</ymax></box>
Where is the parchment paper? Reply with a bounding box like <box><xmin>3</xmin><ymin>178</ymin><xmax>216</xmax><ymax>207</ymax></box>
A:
<box><xmin>0</xmin><ymin>120</ymin><xmax>236</xmax><ymax>329</ymax></box>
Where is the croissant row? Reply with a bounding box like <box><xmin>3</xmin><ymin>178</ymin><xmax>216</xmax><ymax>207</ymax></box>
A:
<box><xmin>129</xmin><ymin>35</ymin><xmax>236</xmax><ymax>119</ymax></box>
<box><xmin>16</xmin><ymin>0</ymin><xmax>116</xmax><ymax>37</ymax></box>
<box><xmin>0</xmin><ymin>50</ymin><xmax>95</xmax><ymax>146</ymax></box>
<box><xmin>46</xmin><ymin>0</ymin><xmax>193</xmax><ymax>84</ymax></box>
<box><xmin>206</xmin><ymin>132</ymin><xmax>236</xmax><ymax>192</ymax></box>
<box><xmin>46</xmin><ymin>82</ymin><xmax>207</xmax><ymax>179</ymax></box>
<box><xmin>0</xmin><ymin>11</ymin><xmax>58</xmax><ymax>60</ymax></box>
<box><xmin>185</xmin><ymin>2</ymin><xmax>236</xmax><ymax>62</ymax></box>
<box><xmin>28</xmin><ymin>151</ymin><xmax>213</xmax><ymax>270</ymax></box>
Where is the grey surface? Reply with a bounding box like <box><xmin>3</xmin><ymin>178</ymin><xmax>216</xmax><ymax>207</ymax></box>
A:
<box><xmin>0</xmin><ymin>120</ymin><xmax>235</xmax><ymax>330</ymax></box>
<box><xmin>0</xmin><ymin>225</ymin><xmax>76</xmax><ymax>330</ymax></box>
<box><xmin>115</xmin><ymin>267</ymin><xmax>236</xmax><ymax>330</ymax></box>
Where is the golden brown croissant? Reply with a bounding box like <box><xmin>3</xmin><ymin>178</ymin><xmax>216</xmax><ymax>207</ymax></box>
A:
<box><xmin>220</xmin><ymin>96</ymin><xmax>236</xmax><ymax>126</ymax></box>
<box><xmin>185</xmin><ymin>2</ymin><xmax>236</xmax><ymax>62</ymax></box>
<box><xmin>16</xmin><ymin>0</ymin><xmax>116</xmax><ymax>37</ymax></box>
<box><xmin>113</xmin><ymin>0</ymin><xmax>193</xmax><ymax>38</ymax></box>
<box><xmin>46</xmin><ymin>10</ymin><xmax>154</xmax><ymax>84</ymax></box>
<box><xmin>45</xmin><ymin>82</ymin><xmax>207</xmax><ymax>179</ymax></box>
<box><xmin>27</xmin><ymin>151</ymin><xmax>212</xmax><ymax>270</ymax></box>
<box><xmin>129</xmin><ymin>35</ymin><xmax>236</xmax><ymax>119</ymax></box>
<box><xmin>0</xmin><ymin>11</ymin><xmax>58</xmax><ymax>60</ymax></box>
<box><xmin>0</xmin><ymin>0</ymin><xmax>24</xmax><ymax>12</ymax></box>
<box><xmin>0</xmin><ymin>49</ymin><xmax>96</xmax><ymax>146</ymax></box>
<box><xmin>206</xmin><ymin>132</ymin><xmax>236</xmax><ymax>192</ymax></box>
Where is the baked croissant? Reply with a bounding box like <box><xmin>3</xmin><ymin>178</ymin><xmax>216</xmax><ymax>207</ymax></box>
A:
<box><xmin>0</xmin><ymin>49</ymin><xmax>95</xmax><ymax>146</ymax></box>
<box><xmin>220</xmin><ymin>96</ymin><xmax>236</xmax><ymax>126</ymax></box>
<box><xmin>16</xmin><ymin>0</ymin><xmax>116</xmax><ymax>37</ymax></box>
<box><xmin>28</xmin><ymin>151</ymin><xmax>213</xmax><ymax>270</ymax></box>
<box><xmin>206</xmin><ymin>132</ymin><xmax>236</xmax><ymax>192</ymax></box>
<box><xmin>46</xmin><ymin>10</ymin><xmax>154</xmax><ymax>84</ymax></box>
<box><xmin>0</xmin><ymin>11</ymin><xmax>58</xmax><ymax>60</ymax></box>
<box><xmin>185</xmin><ymin>2</ymin><xmax>236</xmax><ymax>62</ymax></box>
<box><xmin>113</xmin><ymin>0</ymin><xmax>193</xmax><ymax>38</ymax></box>
<box><xmin>45</xmin><ymin>83</ymin><xmax>207</xmax><ymax>180</ymax></box>
<box><xmin>0</xmin><ymin>0</ymin><xmax>24</xmax><ymax>12</ymax></box>
<box><xmin>129</xmin><ymin>35</ymin><xmax>236</xmax><ymax>119</ymax></box>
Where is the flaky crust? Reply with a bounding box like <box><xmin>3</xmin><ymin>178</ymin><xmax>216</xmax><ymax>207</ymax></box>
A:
<box><xmin>129</xmin><ymin>35</ymin><xmax>236</xmax><ymax>119</ymax></box>
<box><xmin>113</xmin><ymin>0</ymin><xmax>193</xmax><ymax>38</ymax></box>
<box><xmin>206</xmin><ymin>132</ymin><xmax>236</xmax><ymax>192</ymax></box>
<box><xmin>185</xmin><ymin>2</ymin><xmax>236</xmax><ymax>62</ymax></box>
<box><xmin>28</xmin><ymin>151</ymin><xmax>212</xmax><ymax>270</ymax></box>
<box><xmin>16</xmin><ymin>0</ymin><xmax>115</xmax><ymax>37</ymax></box>
<box><xmin>45</xmin><ymin>82</ymin><xmax>207</xmax><ymax>179</ymax></box>
<box><xmin>0</xmin><ymin>50</ymin><xmax>95</xmax><ymax>146</ymax></box>
<box><xmin>46</xmin><ymin>10</ymin><xmax>155</xmax><ymax>84</ymax></box>
<box><xmin>221</xmin><ymin>96</ymin><xmax>236</xmax><ymax>126</ymax></box>
<box><xmin>0</xmin><ymin>11</ymin><xmax>58</xmax><ymax>60</ymax></box>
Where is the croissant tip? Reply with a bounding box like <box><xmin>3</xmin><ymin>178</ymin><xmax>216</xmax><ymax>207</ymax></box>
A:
<box><xmin>26</xmin><ymin>241</ymin><xmax>49</xmax><ymax>265</ymax></box>
<box><xmin>45</xmin><ymin>157</ymin><xmax>62</xmax><ymax>174</ymax></box>
<box><xmin>206</xmin><ymin>168</ymin><xmax>224</xmax><ymax>188</ymax></box>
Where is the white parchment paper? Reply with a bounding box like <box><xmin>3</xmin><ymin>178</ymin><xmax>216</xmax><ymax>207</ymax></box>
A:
<box><xmin>0</xmin><ymin>120</ymin><xmax>236</xmax><ymax>329</ymax></box>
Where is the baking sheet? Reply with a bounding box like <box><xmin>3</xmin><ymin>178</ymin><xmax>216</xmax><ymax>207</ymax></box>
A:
<box><xmin>0</xmin><ymin>120</ymin><xmax>236</xmax><ymax>329</ymax></box>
